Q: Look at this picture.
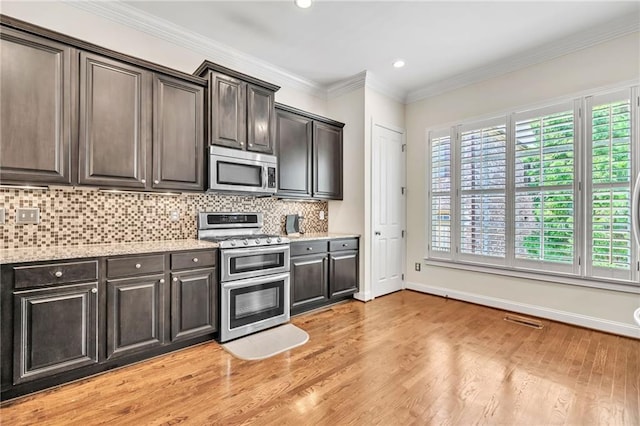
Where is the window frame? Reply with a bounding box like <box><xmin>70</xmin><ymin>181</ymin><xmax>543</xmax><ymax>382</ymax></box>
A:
<box><xmin>424</xmin><ymin>84</ymin><xmax>640</xmax><ymax>289</ymax></box>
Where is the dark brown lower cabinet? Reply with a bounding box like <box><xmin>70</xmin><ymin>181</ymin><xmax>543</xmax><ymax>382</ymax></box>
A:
<box><xmin>290</xmin><ymin>253</ymin><xmax>329</xmax><ymax>315</ymax></box>
<box><xmin>290</xmin><ymin>238</ymin><xmax>359</xmax><ymax>315</ymax></box>
<box><xmin>171</xmin><ymin>268</ymin><xmax>217</xmax><ymax>341</ymax></box>
<box><xmin>13</xmin><ymin>282</ymin><xmax>98</xmax><ymax>384</ymax></box>
<box><xmin>329</xmin><ymin>250</ymin><xmax>359</xmax><ymax>298</ymax></box>
<box><xmin>106</xmin><ymin>274</ymin><xmax>164</xmax><ymax>359</ymax></box>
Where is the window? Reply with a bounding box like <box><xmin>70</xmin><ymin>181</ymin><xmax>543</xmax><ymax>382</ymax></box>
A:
<box><xmin>426</xmin><ymin>86</ymin><xmax>639</xmax><ymax>287</ymax></box>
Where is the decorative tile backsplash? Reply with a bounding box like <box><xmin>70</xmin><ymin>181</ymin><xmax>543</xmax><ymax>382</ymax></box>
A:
<box><xmin>0</xmin><ymin>187</ymin><xmax>328</xmax><ymax>249</ymax></box>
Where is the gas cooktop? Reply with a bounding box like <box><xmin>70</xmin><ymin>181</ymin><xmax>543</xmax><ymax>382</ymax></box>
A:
<box><xmin>197</xmin><ymin>212</ymin><xmax>289</xmax><ymax>249</ymax></box>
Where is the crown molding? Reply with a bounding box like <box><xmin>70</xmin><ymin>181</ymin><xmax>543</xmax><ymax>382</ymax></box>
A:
<box><xmin>365</xmin><ymin>72</ymin><xmax>407</xmax><ymax>104</ymax></box>
<box><xmin>326</xmin><ymin>70</ymin><xmax>367</xmax><ymax>99</ymax></box>
<box><xmin>65</xmin><ymin>0</ymin><xmax>325</xmax><ymax>98</ymax></box>
<box><xmin>406</xmin><ymin>14</ymin><xmax>640</xmax><ymax>104</ymax></box>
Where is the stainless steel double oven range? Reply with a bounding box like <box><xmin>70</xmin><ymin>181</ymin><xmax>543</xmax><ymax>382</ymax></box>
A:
<box><xmin>198</xmin><ymin>212</ymin><xmax>290</xmax><ymax>342</ymax></box>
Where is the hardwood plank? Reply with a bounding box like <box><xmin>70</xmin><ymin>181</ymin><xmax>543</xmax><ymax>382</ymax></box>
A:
<box><xmin>1</xmin><ymin>291</ymin><xmax>638</xmax><ymax>425</ymax></box>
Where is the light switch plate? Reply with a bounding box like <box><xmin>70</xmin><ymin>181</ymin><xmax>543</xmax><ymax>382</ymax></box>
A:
<box><xmin>0</xmin><ymin>208</ymin><xmax>5</xmax><ymax>224</ymax></box>
<box><xmin>16</xmin><ymin>207</ymin><xmax>40</xmax><ymax>224</ymax></box>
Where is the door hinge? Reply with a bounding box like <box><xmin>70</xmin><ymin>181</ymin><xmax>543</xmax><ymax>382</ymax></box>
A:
<box><xmin>401</xmin><ymin>187</ymin><xmax>406</xmax><ymax>195</ymax></box>
<box><xmin>402</xmin><ymin>230</ymin><xmax>405</xmax><ymax>238</ymax></box>
<box><xmin>402</xmin><ymin>144</ymin><xmax>406</xmax><ymax>152</ymax></box>
<box><xmin>578</xmin><ymin>108</ymin><xmax>582</xmax><ymax>118</ymax></box>
<box><xmin>456</xmin><ymin>247</ymin><xmax>459</xmax><ymax>254</ymax></box>
<box><xmin>578</xmin><ymin>256</ymin><xmax>581</xmax><ymax>266</ymax></box>
<box><xmin>637</xmin><ymin>261</ymin><xmax>639</xmax><ymax>271</ymax></box>
<box><xmin>578</xmin><ymin>181</ymin><xmax>582</xmax><ymax>191</ymax></box>
<box><xmin>402</xmin><ymin>273</ymin><xmax>405</xmax><ymax>280</ymax></box>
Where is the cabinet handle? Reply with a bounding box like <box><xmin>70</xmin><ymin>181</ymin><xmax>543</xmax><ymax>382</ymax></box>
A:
<box><xmin>54</xmin><ymin>271</ymin><xmax>63</xmax><ymax>278</ymax></box>
<box><xmin>91</xmin><ymin>288</ymin><xmax>97</xmax><ymax>294</ymax></box>
<box><xmin>173</xmin><ymin>277</ymin><xmax>178</xmax><ymax>282</ymax></box>
<box><xmin>135</xmin><ymin>263</ymin><xmax>142</xmax><ymax>269</ymax></box>
<box><xmin>154</xmin><ymin>180</ymin><xmax>159</xmax><ymax>184</ymax></box>
<box><xmin>159</xmin><ymin>279</ymin><xmax>165</xmax><ymax>284</ymax></box>
<box><xmin>141</xmin><ymin>179</ymin><xmax>146</xmax><ymax>184</ymax></box>
<box><xmin>193</xmin><ymin>257</ymin><xmax>199</xmax><ymax>263</ymax></box>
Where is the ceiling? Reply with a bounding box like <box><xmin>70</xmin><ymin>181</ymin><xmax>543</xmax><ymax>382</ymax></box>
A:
<box><xmin>119</xmin><ymin>1</ymin><xmax>639</xmax><ymax>101</ymax></box>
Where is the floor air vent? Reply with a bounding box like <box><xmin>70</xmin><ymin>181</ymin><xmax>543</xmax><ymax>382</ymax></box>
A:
<box><xmin>503</xmin><ymin>314</ymin><xmax>543</xmax><ymax>329</ymax></box>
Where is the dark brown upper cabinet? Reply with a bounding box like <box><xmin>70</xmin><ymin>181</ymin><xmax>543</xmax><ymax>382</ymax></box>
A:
<box><xmin>153</xmin><ymin>74</ymin><xmax>205</xmax><ymax>191</ymax></box>
<box><xmin>275</xmin><ymin>104</ymin><xmax>345</xmax><ymax>200</ymax></box>
<box><xmin>79</xmin><ymin>52</ymin><xmax>151</xmax><ymax>189</ymax></box>
<box><xmin>0</xmin><ymin>27</ymin><xmax>74</xmax><ymax>185</ymax></box>
<box><xmin>195</xmin><ymin>61</ymin><xmax>279</xmax><ymax>155</ymax></box>
<box><xmin>0</xmin><ymin>16</ymin><xmax>207</xmax><ymax>192</ymax></box>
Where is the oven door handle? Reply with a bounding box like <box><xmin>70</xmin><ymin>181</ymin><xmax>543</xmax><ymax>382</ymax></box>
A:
<box><xmin>223</xmin><ymin>245</ymin><xmax>290</xmax><ymax>256</ymax></box>
<box><xmin>222</xmin><ymin>272</ymin><xmax>290</xmax><ymax>289</ymax></box>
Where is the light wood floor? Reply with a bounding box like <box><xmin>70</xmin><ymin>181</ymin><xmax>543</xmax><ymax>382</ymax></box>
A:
<box><xmin>1</xmin><ymin>290</ymin><xmax>639</xmax><ymax>425</ymax></box>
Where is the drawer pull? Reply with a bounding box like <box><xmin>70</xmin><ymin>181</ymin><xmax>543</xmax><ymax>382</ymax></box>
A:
<box><xmin>135</xmin><ymin>263</ymin><xmax>142</xmax><ymax>269</ymax></box>
<box><xmin>54</xmin><ymin>271</ymin><xmax>63</xmax><ymax>278</ymax></box>
<box><xmin>159</xmin><ymin>279</ymin><xmax>165</xmax><ymax>284</ymax></box>
<box><xmin>91</xmin><ymin>288</ymin><xmax>97</xmax><ymax>294</ymax></box>
<box><xmin>193</xmin><ymin>257</ymin><xmax>199</xmax><ymax>263</ymax></box>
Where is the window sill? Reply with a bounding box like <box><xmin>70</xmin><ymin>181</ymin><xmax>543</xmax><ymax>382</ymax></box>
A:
<box><xmin>423</xmin><ymin>258</ymin><xmax>640</xmax><ymax>295</ymax></box>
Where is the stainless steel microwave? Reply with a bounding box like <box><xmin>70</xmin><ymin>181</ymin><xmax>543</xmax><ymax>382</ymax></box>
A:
<box><xmin>208</xmin><ymin>145</ymin><xmax>277</xmax><ymax>195</ymax></box>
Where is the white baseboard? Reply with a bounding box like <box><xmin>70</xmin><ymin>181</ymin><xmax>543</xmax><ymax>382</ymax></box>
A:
<box><xmin>354</xmin><ymin>291</ymin><xmax>373</xmax><ymax>302</ymax></box>
<box><xmin>405</xmin><ymin>282</ymin><xmax>640</xmax><ymax>339</ymax></box>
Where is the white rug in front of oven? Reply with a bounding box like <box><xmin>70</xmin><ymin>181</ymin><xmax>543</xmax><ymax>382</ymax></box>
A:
<box><xmin>221</xmin><ymin>324</ymin><xmax>309</xmax><ymax>361</ymax></box>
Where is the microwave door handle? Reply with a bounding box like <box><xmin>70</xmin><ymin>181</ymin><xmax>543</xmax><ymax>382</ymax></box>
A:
<box><xmin>262</xmin><ymin>166</ymin><xmax>268</xmax><ymax>190</ymax></box>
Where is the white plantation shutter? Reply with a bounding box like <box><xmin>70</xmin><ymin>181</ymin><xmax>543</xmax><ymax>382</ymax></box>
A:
<box><xmin>513</xmin><ymin>103</ymin><xmax>576</xmax><ymax>273</ymax></box>
<box><xmin>428</xmin><ymin>129</ymin><xmax>453</xmax><ymax>258</ymax></box>
<box><xmin>586</xmin><ymin>90</ymin><xmax>634</xmax><ymax>280</ymax></box>
<box><xmin>458</xmin><ymin>118</ymin><xmax>507</xmax><ymax>263</ymax></box>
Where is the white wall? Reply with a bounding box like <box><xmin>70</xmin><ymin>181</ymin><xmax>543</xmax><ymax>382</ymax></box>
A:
<box><xmin>0</xmin><ymin>0</ymin><xmax>327</xmax><ymax>114</ymax></box>
<box><xmin>405</xmin><ymin>33</ymin><xmax>640</xmax><ymax>337</ymax></box>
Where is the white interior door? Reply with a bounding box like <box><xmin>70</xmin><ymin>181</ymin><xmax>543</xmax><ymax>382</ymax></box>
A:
<box><xmin>372</xmin><ymin>123</ymin><xmax>406</xmax><ymax>297</ymax></box>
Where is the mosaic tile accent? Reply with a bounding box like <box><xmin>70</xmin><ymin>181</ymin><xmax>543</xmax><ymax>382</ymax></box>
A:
<box><xmin>0</xmin><ymin>187</ymin><xmax>328</xmax><ymax>249</ymax></box>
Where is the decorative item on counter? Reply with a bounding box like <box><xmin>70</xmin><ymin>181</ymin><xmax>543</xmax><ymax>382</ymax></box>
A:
<box><xmin>285</xmin><ymin>214</ymin><xmax>304</xmax><ymax>236</ymax></box>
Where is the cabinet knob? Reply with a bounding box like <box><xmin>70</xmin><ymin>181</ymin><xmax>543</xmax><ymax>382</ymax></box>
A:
<box><xmin>154</xmin><ymin>180</ymin><xmax>159</xmax><ymax>184</ymax></box>
<box><xmin>193</xmin><ymin>257</ymin><xmax>199</xmax><ymax>263</ymax></box>
<box><xmin>307</xmin><ymin>247</ymin><xmax>313</xmax><ymax>251</ymax></box>
<box><xmin>54</xmin><ymin>271</ymin><xmax>63</xmax><ymax>278</ymax></box>
<box><xmin>91</xmin><ymin>288</ymin><xmax>97</xmax><ymax>294</ymax></box>
<box><xmin>173</xmin><ymin>277</ymin><xmax>178</xmax><ymax>282</ymax></box>
<box><xmin>240</xmin><ymin>142</ymin><xmax>244</xmax><ymax>146</ymax></box>
<box><xmin>135</xmin><ymin>263</ymin><xmax>142</xmax><ymax>269</ymax></box>
<box><xmin>342</xmin><ymin>243</ymin><xmax>348</xmax><ymax>247</ymax></box>
<box><xmin>249</xmin><ymin>143</ymin><xmax>253</xmax><ymax>147</ymax></box>
<box><xmin>159</xmin><ymin>279</ymin><xmax>165</xmax><ymax>284</ymax></box>
<box><xmin>141</xmin><ymin>179</ymin><xmax>146</xmax><ymax>184</ymax></box>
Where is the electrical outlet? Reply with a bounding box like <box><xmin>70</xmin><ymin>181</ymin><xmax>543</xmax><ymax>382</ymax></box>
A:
<box><xmin>415</xmin><ymin>262</ymin><xmax>421</xmax><ymax>271</ymax></box>
<box><xmin>16</xmin><ymin>207</ymin><xmax>40</xmax><ymax>224</ymax></box>
<box><xmin>319</xmin><ymin>211</ymin><xmax>325</xmax><ymax>220</ymax></box>
<box><xmin>0</xmin><ymin>208</ymin><xmax>5</xmax><ymax>224</ymax></box>
<box><xmin>170</xmin><ymin>210</ymin><xmax>180</xmax><ymax>222</ymax></box>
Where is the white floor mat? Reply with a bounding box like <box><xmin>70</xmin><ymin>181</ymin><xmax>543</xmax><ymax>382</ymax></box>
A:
<box><xmin>221</xmin><ymin>324</ymin><xmax>309</xmax><ymax>361</ymax></box>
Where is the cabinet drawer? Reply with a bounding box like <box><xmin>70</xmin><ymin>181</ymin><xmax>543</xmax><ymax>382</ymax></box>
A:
<box><xmin>14</xmin><ymin>261</ymin><xmax>98</xmax><ymax>289</ymax></box>
<box><xmin>291</xmin><ymin>240</ymin><xmax>328</xmax><ymax>257</ymax></box>
<box><xmin>329</xmin><ymin>238</ymin><xmax>358</xmax><ymax>252</ymax></box>
<box><xmin>171</xmin><ymin>250</ymin><xmax>216</xmax><ymax>270</ymax></box>
<box><xmin>107</xmin><ymin>255</ymin><xmax>165</xmax><ymax>278</ymax></box>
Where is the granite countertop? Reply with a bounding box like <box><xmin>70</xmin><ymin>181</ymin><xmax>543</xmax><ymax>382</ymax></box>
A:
<box><xmin>0</xmin><ymin>239</ymin><xmax>219</xmax><ymax>264</ymax></box>
<box><xmin>285</xmin><ymin>232</ymin><xmax>360</xmax><ymax>241</ymax></box>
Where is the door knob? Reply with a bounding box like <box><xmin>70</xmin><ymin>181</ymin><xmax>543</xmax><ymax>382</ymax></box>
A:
<box><xmin>374</xmin><ymin>231</ymin><xmax>381</xmax><ymax>236</ymax></box>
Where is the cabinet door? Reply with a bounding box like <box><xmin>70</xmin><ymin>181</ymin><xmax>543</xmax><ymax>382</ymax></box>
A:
<box><xmin>106</xmin><ymin>275</ymin><xmax>164</xmax><ymax>359</ymax></box>
<box><xmin>209</xmin><ymin>72</ymin><xmax>246</xmax><ymax>149</ymax></box>
<box><xmin>153</xmin><ymin>74</ymin><xmax>205</xmax><ymax>191</ymax></box>
<box><xmin>276</xmin><ymin>109</ymin><xmax>313</xmax><ymax>198</ymax></box>
<box><xmin>313</xmin><ymin>122</ymin><xmax>343</xmax><ymax>200</ymax></box>
<box><xmin>13</xmin><ymin>283</ymin><xmax>98</xmax><ymax>384</ymax></box>
<box><xmin>171</xmin><ymin>268</ymin><xmax>217</xmax><ymax>341</ymax></box>
<box><xmin>329</xmin><ymin>250</ymin><xmax>358</xmax><ymax>299</ymax></box>
<box><xmin>291</xmin><ymin>253</ymin><xmax>329</xmax><ymax>314</ymax></box>
<box><xmin>79</xmin><ymin>52</ymin><xmax>151</xmax><ymax>188</ymax></box>
<box><xmin>0</xmin><ymin>28</ymin><xmax>73</xmax><ymax>185</ymax></box>
<box><xmin>247</xmin><ymin>84</ymin><xmax>275</xmax><ymax>154</ymax></box>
